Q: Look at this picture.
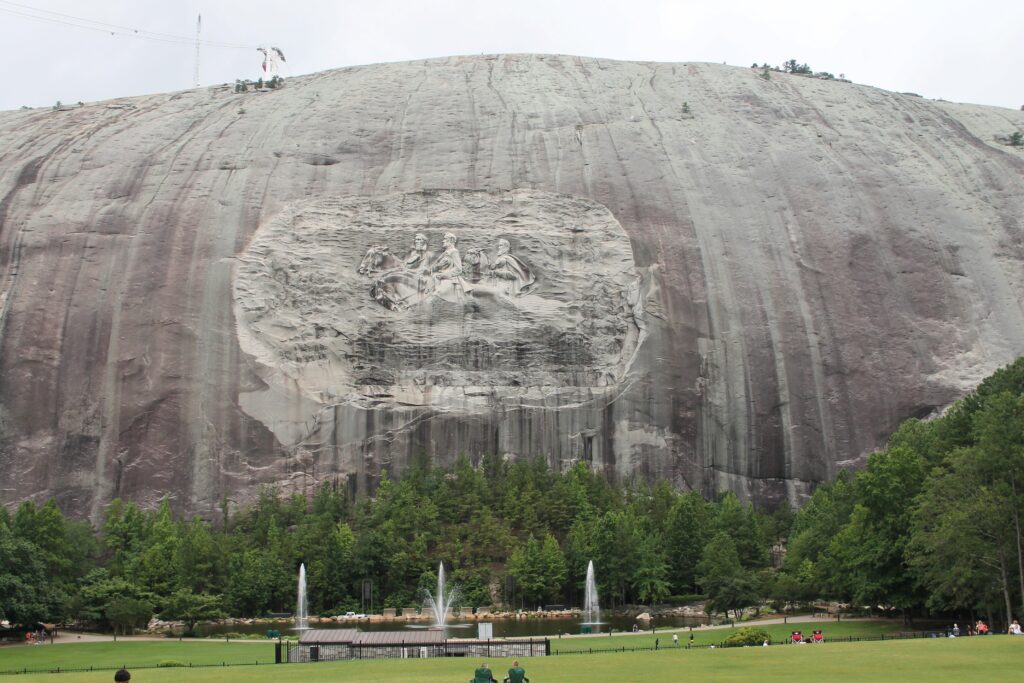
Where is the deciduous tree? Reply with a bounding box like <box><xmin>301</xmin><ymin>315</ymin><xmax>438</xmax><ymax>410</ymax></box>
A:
<box><xmin>696</xmin><ymin>532</ymin><xmax>759</xmax><ymax>618</ymax></box>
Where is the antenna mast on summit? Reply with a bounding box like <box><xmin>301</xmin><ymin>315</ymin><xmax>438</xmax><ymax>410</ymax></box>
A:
<box><xmin>192</xmin><ymin>13</ymin><xmax>202</xmax><ymax>87</ymax></box>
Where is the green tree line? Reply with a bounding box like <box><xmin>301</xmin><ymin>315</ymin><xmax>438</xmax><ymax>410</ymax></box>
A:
<box><xmin>779</xmin><ymin>356</ymin><xmax>1024</xmax><ymax>627</ymax></box>
<box><xmin>2</xmin><ymin>357</ymin><xmax>1022</xmax><ymax>632</ymax></box>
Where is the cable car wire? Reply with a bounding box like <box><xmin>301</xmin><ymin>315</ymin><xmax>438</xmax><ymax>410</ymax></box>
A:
<box><xmin>0</xmin><ymin>1</ymin><xmax>256</xmax><ymax>49</ymax></box>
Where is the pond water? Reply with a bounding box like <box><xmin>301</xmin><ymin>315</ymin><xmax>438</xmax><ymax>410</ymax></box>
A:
<box><xmin>198</xmin><ymin>613</ymin><xmax>712</xmax><ymax>639</ymax></box>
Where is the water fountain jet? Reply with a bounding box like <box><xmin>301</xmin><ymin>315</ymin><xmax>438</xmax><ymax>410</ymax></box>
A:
<box><xmin>422</xmin><ymin>561</ymin><xmax>460</xmax><ymax>629</ymax></box>
<box><xmin>583</xmin><ymin>560</ymin><xmax>601</xmax><ymax>625</ymax></box>
<box><xmin>295</xmin><ymin>562</ymin><xmax>309</xmax><ymax>630</ymax></box>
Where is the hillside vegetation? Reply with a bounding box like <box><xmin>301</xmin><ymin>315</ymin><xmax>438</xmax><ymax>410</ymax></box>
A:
<box><xmin>2</xmin><ymin>358</ymin><xmax>1023</xmax><ymax>630</ymax></box>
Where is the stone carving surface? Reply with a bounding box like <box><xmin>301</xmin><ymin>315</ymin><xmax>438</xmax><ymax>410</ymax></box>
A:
<box><xmin>364</xmin><ymin>233</ymin><xmax>537</xmax><ymax>310</ymax></box>
<box><xmin>233</xmin><ymin>190</ymin><xmax>642</xmax><ymax>421</ymax></box>
<box><xmin>0</xmin><ymin>55</ymin><xmax>1022</xmax><ymax>519</ymax></box>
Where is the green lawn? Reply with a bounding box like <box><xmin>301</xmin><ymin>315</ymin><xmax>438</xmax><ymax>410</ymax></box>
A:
<box><xmin>0</xmin><ymin>637</ymin><xmax>1020</xmax><ymax>682</ymax></box>
<box><xmin>0</xmin><ymin>640</ymin><xmax>274</xmax><ymax>673</ymax></box>
<box><xmin>0</xmin><ymin>620</ymin><xmax>893</xmax><ymax>672</ymax></box>
<box><xmin>552</xmin><ymin>618</ymin><xmax>906</xmax><ymax>652</ymax></box>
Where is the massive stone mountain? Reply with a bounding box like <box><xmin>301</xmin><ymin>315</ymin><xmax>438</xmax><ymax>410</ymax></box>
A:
<box><xmin>1</xmin><ymin>55</ymin><xmax>1022</xmax><ymax>521</ymax></box>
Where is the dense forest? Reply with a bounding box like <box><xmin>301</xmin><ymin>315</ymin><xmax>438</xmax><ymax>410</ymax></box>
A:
<box><xmin>2</xmin><ymin>358</ymin><xmax>1022</xmax><ymax>634</ymax></box>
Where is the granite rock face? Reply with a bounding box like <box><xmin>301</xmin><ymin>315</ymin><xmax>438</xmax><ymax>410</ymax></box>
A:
<box><xmin>0</xmin><ymin>55</ymin><xmax>1022</xmax><ymax>520</ymax></box>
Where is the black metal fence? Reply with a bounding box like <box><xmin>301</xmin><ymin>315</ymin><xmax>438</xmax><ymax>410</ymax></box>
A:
<box><xmin>551</xmin><ymin>630</ymin><xmax>971</xmax><ymax>655</ymax></box>
<box><xmin>282</xmin><ymin>638</ymin><xmax>549</xmax><ymax>663</ymax></box>
<box><xmin>438</xmin><ymin>639</ymin><xmax>549</xmax><ymax>659</ymax></box>
<box><xmin>286</xmin><ymin>642</ymin><xmax>353</xmax><ymax>662</ymax></box>
<box><xmin>0</xmin><ymin>661</ymin><xmax>274</xmax><ymax>677</ymax></box>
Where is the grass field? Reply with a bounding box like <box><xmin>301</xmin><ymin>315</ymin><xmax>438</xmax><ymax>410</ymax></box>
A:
<box><xmin>550</xmin><ymin>618</ymin><xmax>903</xmax><ymax>651</ymax></box>
<box><xmin>0</xmin><ymin>620</ymin><xmax>898</xmax><ymax>673</ymax></box>
<box><xmin>0</xmin><ymin>636</ymin><xmax>1021</xmax><ymax>682</ymax></box>
<box><xmin>0</xmin><ymin>639</ymin><xmax>273</xmax><ymax>673</ymax></box>
<box><xmin>2</xmin><ymin>630</ymin><xmax>1015</xmax><ymax>683</ymax></box>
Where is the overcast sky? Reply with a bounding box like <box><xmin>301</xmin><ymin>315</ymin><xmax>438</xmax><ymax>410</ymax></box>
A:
<box><xmin>2</xmin><ymin>0</ymin><xmax>1022</xmax><ymax>112</ymax></box>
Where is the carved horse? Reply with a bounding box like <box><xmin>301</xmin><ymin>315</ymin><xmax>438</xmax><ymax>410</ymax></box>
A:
<box><xmin>357</xmin><ymin>244</ymin><xmax>405</xmax><ymax>275</ymax></box>
<box><xmin>462</xmin><ymin>248</ymin><xmax>489</xmax><ymax>283</ymax></box>
<box><xmin>358</xmin><ymin>244</ymin><xmax>507</xmax><ymax>312</ymax></box>
<box><xmin>369</xmin><ymin>270</ymin><xmax>435</xmax><ymax>311</ymax></box>
<box><xmin>358</xmin><ymin>244</ymin><xmax>434</xmax><ymax>311</ymax></box>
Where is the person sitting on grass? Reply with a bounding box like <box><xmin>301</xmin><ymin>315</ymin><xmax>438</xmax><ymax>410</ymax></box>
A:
<box><xmin>473</xmin><ymin>662</ymin><xmax>497</xmax><ymax>683</ymax></box>
<box><xmin>505</xmin><ymin>660</ymin><xmax>530</xmax><ymax>683</ymax></box>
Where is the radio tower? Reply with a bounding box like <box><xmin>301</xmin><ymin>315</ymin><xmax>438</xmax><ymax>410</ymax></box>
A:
<box><xmin>192</xmin><ymin>14</ymin><xmax>202</xmax><ymax>87</ymax></box>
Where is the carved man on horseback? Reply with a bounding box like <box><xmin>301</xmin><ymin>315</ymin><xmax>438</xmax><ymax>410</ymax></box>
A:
<box><xmin>403</xmin><ymin>233</ymin><xmax>436</xmax><ymax>273</ymax></box>
<box><xmin>430</xmin><ymin>232</ymin><xmax>467</xmax><ymax>302</ymax></box>
<box><xmin>359</xmin><ymin>232</ymin><xmax>535</xmax><ymax>311</ymax></box>
<box><xmin>360</xmin><ymin>233</ymin><xmax>441</xmax><ymax>311</ymax></box>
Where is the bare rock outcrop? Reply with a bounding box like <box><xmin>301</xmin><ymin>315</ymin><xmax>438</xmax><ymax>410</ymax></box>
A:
<box><xmin>0</xmin><ymin>55</ymin><xmax>1022</xmax><ymax>519</ymax></box>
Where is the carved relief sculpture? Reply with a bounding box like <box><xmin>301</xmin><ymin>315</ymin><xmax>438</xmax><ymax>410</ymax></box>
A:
<box><xmin>430</xmin><ymin>232</ymin><xmax>466</xmax><ymax>303</ymax></box>
<box><xmin>233</xmin><ymin>189</ymin><xmax>646</xmax><ymax>471</ymax></box>
<box><xmin>487</xmin><ymin>238</ymin><xmax>536</xmax><ymax>297</ymax></box>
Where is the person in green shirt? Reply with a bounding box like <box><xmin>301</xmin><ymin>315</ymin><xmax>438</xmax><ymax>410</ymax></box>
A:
<box><xmin>473</xmin><ymin>662</ymin><xmax>497</xmax><ymax>683</ymax></box>
<box><xmin>505</xmin><ymin>660</ymin><xmax>530</xmax><ymax>683</ymax></box>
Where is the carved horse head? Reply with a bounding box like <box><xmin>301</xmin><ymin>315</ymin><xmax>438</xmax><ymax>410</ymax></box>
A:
<box><xmin>357</xmin><ymin>244</ymin><xmax>391</xmax><ymax>275</ymax></box>
<box><xmin>463</xmin><ymin>248</ymin><xmax>488</xmax><ymax>267</ymax></box>
<box><xmin>462</xmin><ymin>248</ymin><xmax>488</xmax><ymax>283</ymax></box>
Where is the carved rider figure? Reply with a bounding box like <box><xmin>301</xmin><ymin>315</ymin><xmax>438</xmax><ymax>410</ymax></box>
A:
<box><xmin>431</xmin><ymin>232</ymin><xmax>466</xmax><ymax>301</ymax></box>
<box><xmin>404</xmin><ymin>232</ymin><xmax>435</xmax><ymax>273</ymax></box>
<box><xmin>487</xmin><ymin>238</ymin><xmax>535</xmax><ymax>297</ymax></box>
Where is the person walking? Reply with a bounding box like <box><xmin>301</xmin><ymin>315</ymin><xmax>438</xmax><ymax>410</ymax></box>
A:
<box><xmin>505</xmin><ymin>660</ymin><xmax>530</xmax><ymax>683</ymax></box>
<box><xmin>673</xmin><ymin>633</ymin><xmax>679</xmax><ymax>647</ymax></box>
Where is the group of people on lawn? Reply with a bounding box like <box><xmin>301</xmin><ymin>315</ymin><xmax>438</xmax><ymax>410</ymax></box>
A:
<box><xmin>948</xmin><ymin>619</ymin><xmax>1022</xmax><ymax>636</ymax></box>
